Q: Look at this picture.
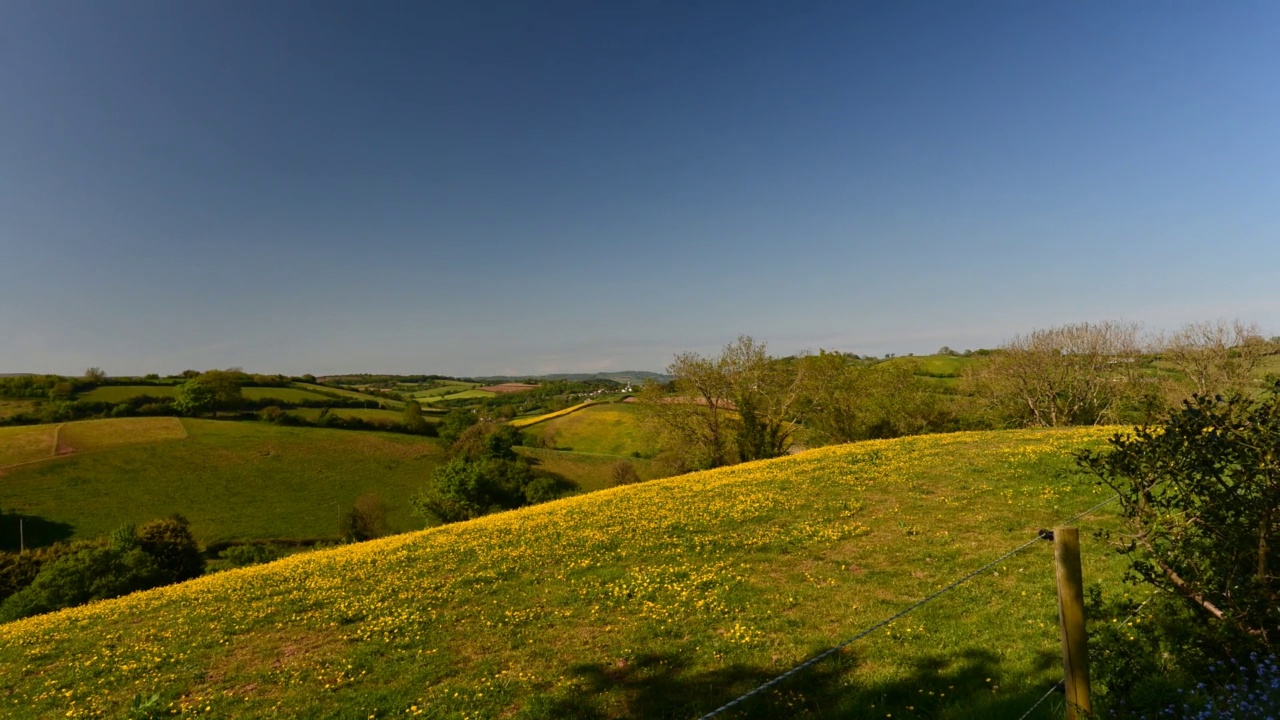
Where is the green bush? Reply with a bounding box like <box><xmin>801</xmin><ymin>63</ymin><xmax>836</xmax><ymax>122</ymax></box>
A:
<box><xmin>219</xmin><ymin>544</ymin><xmax>283</xmax><ymax>568</ymax></box>
<box><xmin>137</xmin><ymin>516</ymin><xmax>205</xmax><ymax>582</ymax></box>
<box><xmin>0</xmin><ymin>545</ymin><xmax>166</xmax><ymax>621</ymax></box>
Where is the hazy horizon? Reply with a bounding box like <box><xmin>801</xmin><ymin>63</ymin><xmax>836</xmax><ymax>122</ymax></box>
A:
<box><xmin>3</xmin><ymin>1</ymin><xmax>1278</xmax><ymax>376</ymax></box>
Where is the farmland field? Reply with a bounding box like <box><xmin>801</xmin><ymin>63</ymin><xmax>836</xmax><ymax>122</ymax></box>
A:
<box><xmin>0</xmin><ymin>424</ymin><xmax>58</xmax><ymax>467</ymax></box>
<box><xmin>80</xmin><ymin>385</ymin><xmax>178</xmax><ymax>401</ymax></box>
<box><xmin>287</xmin><ymin>407</ymin><xmax>424</xmax><ymax>425</ymax></box>
<box><xmin>410</xmin><ymin>381</ymin><xmax>480</xmax><ymax>399</ymax></box>
<box><xmin>0</xmin><ymin>419</ymin><xmax>447</xmax><ymax>544</ymax></box>
<box><xmin>55</xmin><ymin>417</ymin><xmax>188</xmax><ymax>454</ymax></box>
<box><xmin>522</xmin><ymin>403</ymin><xmax>654</xmax><ymax>456</ymax></box>
<box><xmin>80</xmin><ymin>385</ymin><xmax>335</xmax><ymax>404</ymax></box>
<box><xmin>0</xmin><ymin>427</ymin><xmax>1130</xmax><ymax>719</ymax></box>
<box><xmin>517</xmin><ymin>446</ymin><xmax>661</xmax><ymax>492</ymax></box>
<box><xmin>0</xmin><ymin>399</ymin><xmax>38</xmax><ymax>420</ymax></box>
<box><xmin>509</xmin><ymin>401</ymin><xmax>594</xmax><ymax>428</ymax></box>
<box><xmin>418</xmin><ymin>388</ymin><xmax>496</xmax><ymax>403</ymax></box>
<box><xmin>294</xmin><ymin>382</ymin><xmax>402</xmax><ymax>408</ymax></box>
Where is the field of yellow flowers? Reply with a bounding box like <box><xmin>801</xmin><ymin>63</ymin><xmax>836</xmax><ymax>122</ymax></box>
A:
<box><xmin>0</xmin><ymin>427</ymin><xmax>1133</xmax><ymax>719</ymax></box>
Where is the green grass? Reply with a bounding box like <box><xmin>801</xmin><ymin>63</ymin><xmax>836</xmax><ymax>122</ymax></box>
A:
<box><xmin>0</xmin><ymin>424</ymin><xmax>57</xmax><ymax>467</ymax></box>
<box><xmin>80</xmin><ymin>385</ymin><xmax>333</xmax><ymax>404</ymax></box>
<box><xmin>517</xmin><ymin>446</ymin><xmax>661</xmax><ymax>492</ymax></box>
<box><xmin>239</xmin><ymin>387</ymin><xmax>333</xmax><ymax>403</ymax></box>
<box><xmin>294</xmin><ymin>383</ymin><xmax>404</xmax><ymax>408</ymax></box>
<box><xmin>286</xmin><ymin>407</ymin><xmax>430</xmax><ymax>425</ymax></box>
<box><xmin>0</xmin><ymin>427</ymin><xmax>1132</xmax><ymax>720</ymax></box>
<box><xmin>419</xmin><ymin>388</ymin><xmax>497</xmax><ymax>403</ymax></box>
<box><xmin>80</xmin><ymin>385</ymin><xmax>178</xmax><ymax>401</ymax></box>
<box><xmin>0</xmin><ymin>419</ymin><xmax>447</xmax><ymax>545</ymax></box>
<box><xmin>55</xmin><ymin>417</ymin><xmax>188</xmax><ymax>454</ymax></box>
<box><xmin>411</xmin><ymin>382</ymin><xmax>480</xmax><ymax>399</ymax></box>
<box><xmin>524</xmin><ymin>403</ymin><xmax>655</xmax><ymax>456</ymax></box>
<box><xmin>0</xmin><ymin>399</ymin><xmax>38</xmax><ymax>420</ymax></box>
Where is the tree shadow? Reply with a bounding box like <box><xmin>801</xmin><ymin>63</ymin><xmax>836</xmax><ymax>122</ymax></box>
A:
<box><xmin>0</xmin><ymin>512</ymin><xmax>75</xmax><ymax>551</ymax></box>
<box><xmin>519</xmin><ymin>644</ymin><xmax>1065</xmax><ymax>719</ymax></box>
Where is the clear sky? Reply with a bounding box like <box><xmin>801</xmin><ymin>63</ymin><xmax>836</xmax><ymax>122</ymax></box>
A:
<box><xmin>2</xmin><ymin>1</ymin><xmax>1277</xmax><ymax>376</ymax></box>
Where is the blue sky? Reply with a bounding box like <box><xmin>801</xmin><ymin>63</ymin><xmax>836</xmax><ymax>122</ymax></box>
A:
<box><xmin>2</xmin><ymin>1</ymin><xmax>1277</xmax><ymax>376</ymax></box>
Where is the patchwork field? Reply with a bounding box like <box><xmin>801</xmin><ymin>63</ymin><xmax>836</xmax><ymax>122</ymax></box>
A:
<box><xmin>418</xmin><ymin>388</ymin><xmax>497</xmax><ymax>403</ymax></box>
<box><xmin>79</xmin><ymin>385</ymin><xmax>335</xmax><ymax>404</ymax></box>
<box><xmin>54</xmin><ymin>417</ymin><xmax>188</xmax><ymax>454</ymax></box>
<box><xmin>521</xmin><ymin>403</ymin><xmax>655</xmax><ymax>457</ymax></box>
<box><xmin>0</xmin><ymin>399</ymin><xmax>39</xmax><ymax>420</ymax></box>
<box><xmin>517</xmin><ymin>446</ymin><xmax>661</xmax><ymax>492</ymax></box>
<box><xmin>0</xmin><ymin>419</ymin><xmax>447</xmax><ymax>545</ymax></box>
<box><xmin>0</xmin><ymin>427</ymin><xmax>1130</xmax><ymax>720</ymax></box>
<box><xmin>509</xmin><ymin>401</ymin><xmax>595</xmax><ymax>428</ymax></box>
<box><xmin>287</xmin><ymin>407</ymin><xmax>424</xmax><ymax>425</ymax></box>
<box><xmin>0</xmin><ymin>424</ymin><xmax>58</xmax><ymax>467</ymax></box>
<box><xmin>294</xmin><ymin>383</ymin><xmax>402</xmax><ymax>408</ymax></box>
<box><xmin>410</xmin><ymin>382</ymin><xmax>480</xmax><ymax>399</ymax></box>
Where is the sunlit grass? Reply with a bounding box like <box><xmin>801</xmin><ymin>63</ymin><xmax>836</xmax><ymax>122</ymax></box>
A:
<box><xmin>0</xmin><ymin>427</ymin><xmax>1128</xmax><ymax>719</ymax></box>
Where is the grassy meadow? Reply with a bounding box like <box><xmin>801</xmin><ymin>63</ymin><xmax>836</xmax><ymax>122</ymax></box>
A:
<box><xmin>286</xmin><ymin>407</ymin><xmax>419</xmax><ymax>425</ymax></box>
<box><xmin>0</xmin><ymin>427</ymin><xmax>1131</xmax><ymax>720</ymax></box>
<box><xmin>522</xmin><ymin>403</ymin><xmax>656</xmax><ymax>457</ymax></box>
<box><xmin>517</xmin><ymin>447</ymin><xmax>661</xmax><ymax>492</ymax></box>
<box><xmin>0</xmin><ymin>419</ymin><xmax>447</xmax><ymax>545</ymax></box>
<box><xmin>294</xmin><ymin>382</ymin><xmax>403</xmax><ymax>408</ymax></box>
<box><xmin>0</xmin><ymin>424</ymin><xmax>59</xmax><ymax>467</ymax></box>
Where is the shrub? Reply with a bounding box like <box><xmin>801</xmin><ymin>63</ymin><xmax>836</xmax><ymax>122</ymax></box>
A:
<box><xmin>338</xmin><ymin>494</ymin><xmax>388</xmax><ymax>542</ymax></box>
<box><xmin>137</xmin><ymin>516</ymin><xmax>205</xmax><ymax>582</ymax></box>
<box><xmin>610</xmin><ymin>460</ymin><xmax>641</xmax><ymax>486</ymax></box>
<box><xmin>0</xmin><ymin>545</ymin><xmax>166</xmax><ymax>621</ymax></box>
<box><xmin>219</xmin><ymin>544</ymin><xmax>283</xmax><ymax>568</ymax></box>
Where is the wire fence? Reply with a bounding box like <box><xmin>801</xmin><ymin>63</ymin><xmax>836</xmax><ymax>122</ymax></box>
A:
<box><xmin>695</xmin><ymin>494</ymin><xmax>1120</xmax><ymax>720</ymax></box>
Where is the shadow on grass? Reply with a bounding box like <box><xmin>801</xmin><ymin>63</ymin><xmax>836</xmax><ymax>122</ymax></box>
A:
<box><xmin>0</xmin><ymin>512</ymin><xmax>74</xmax><ymax>551</ymax></box>
<box><xmin>519</xmin><ymin>645</ymin><xmax>1064</xmax><ymax>720</ymax></box>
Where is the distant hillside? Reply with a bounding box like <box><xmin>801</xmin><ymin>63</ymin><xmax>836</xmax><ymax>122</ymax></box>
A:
<box><xmin>469</xmin><ymin>370</ymin><xmax>671</xmax><ymax>384</ymax></box>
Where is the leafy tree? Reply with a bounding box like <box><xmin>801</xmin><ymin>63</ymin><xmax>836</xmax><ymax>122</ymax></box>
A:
<box><xmin>173</xmin><ymin>379</ymin><xmax>214</xmax><ymax>416</ymax></box>
<box><xmin>438</xmin><ymin>409</ymin><xmax>478</xmax><ymax>445</ymax></box>
<box><xmin>137</xmin><ymin>516</ymin><xmax>205</xmax><ymax>582</ymax></box>
<box><xmin>0</xmin><ymin>543</ymin><xmax>166</xmax><ymax>621</ymax></box>
<box><xmin>401</xmin><ymin>400</ymin><xmax>429</xmax><ymax>434</ymax></box>
<box><xmin>83</xmin><ymin>367</ymin><xmax>107</xmax><ymax>385</ymax></box>
<box><xmin>1078</xmin><ymin>384</ymin><xmax>1280</xmax><ymax>643</ymax></box>
<box><xmin>338</xmin><ymin>494</ymin><xmax>388</xmax><ymax>542</ymax></box>
<box><xmin>798</xmin><ymin>352</ymin><xmax>946</xmax><ymax>444</ymax></box>
<box><xmin>197</xmin><ymin>370</ymin><xmax>244</xmax><ymax>417</ymax></box>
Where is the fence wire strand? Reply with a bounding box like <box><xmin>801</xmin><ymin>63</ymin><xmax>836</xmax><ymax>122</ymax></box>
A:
<box><xmin>694</xmin><ymin>493</ymin><xmax>1119</xmax><ymax>720</ymax></box>
<box><xmin>1015</xmin><ymin>681</ymin><xmax>1063</xmax><ymax>720</ymax></box>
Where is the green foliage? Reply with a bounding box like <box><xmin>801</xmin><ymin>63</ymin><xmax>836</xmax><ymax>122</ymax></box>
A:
<box><xmin>1078</xmin><ymin>385</ymin><xmax>1280</xmax><ymax>643</ymax></box>
<box><xmin>0</xmin><ymin>543</ymin><xmax>166</xmax><ymax>621</ymax></box>
<box><xmin>339</xmin><ymin>495</ymin><xmax>388</xmax><ymax>542</ymax></box>
<box><xmin>137</xmin><ymin>516</ymin><xmax>205</xmax><ymax>582</ymax></box>
<box><xmin>401</xmin><ymin>400</ymin><xmax>429</xmax><ymax>434</ymax></box>
<box><xmin>438</xmin><ymin>409</ymin><xmax>479</xmax><ymax>445</ymax></box>
<box><xmin>799</xmin><ymin>352</ymin><xmax>949</xmax><ymax>445</ymax></box>
<box><xmin>218</xmin><ymin>543</ymin><xmax>283</xmax><ymax>568</ymax></box>
<box><xmin>173</xmin><ymin>379</ymin><xmax>214</xmax><ymax>416</ymax></box>
<box><xmin>411</xmin><ymin>457</ymin><xmax>541</xmax><ymax>524</ymax></box>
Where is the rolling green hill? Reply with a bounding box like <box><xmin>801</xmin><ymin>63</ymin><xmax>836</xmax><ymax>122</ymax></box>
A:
<box><xmin>0</xmin><ymin>427</ymin><xmax>1129</xmax><ymax>719</ymax></box>
<box><xmin>521</xmin><ymin>402</ymin><xmax>655</xmax><ymax>457</ymax></box>
<box><xmin>0</xmin><ymin>419</ymin><xmax>448</xmax><ymax>545</ymax></box>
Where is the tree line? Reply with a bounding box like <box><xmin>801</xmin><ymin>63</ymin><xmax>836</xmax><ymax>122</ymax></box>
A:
<box><xmin>640</xmin><ymin>320</ymin><xmax>1279</xmax><ymax>473</ymax></box>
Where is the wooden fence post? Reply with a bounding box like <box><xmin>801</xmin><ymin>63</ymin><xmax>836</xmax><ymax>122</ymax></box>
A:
<box><xmin>1054</xmin><ymin>526</ymin><xmax>1092</xmax><ymax>719</ymax></box>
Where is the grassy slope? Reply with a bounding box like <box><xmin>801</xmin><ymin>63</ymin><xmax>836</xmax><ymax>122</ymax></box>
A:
<box><xmin>517</xmin><ymin>447</ymin><xmax>660</xmax><ymax>492</ymax></box>
<box><xmin>295</xmin><ymin>383</ymin><xmax>405</xmax><ymax>409</ymax></box>
<box><xmin>286</xmin><ymin>407</ymin><xmax>427</xmax><ymax>425</ymax></box>
<box><xmin>0</xmin><ymin>427</ymin><xmax>1130</xmax><ymax>720</ymax></box>
<box><xmin>0</xmin><ymin>425</ymin><xmax>57</xmax><ymax>466</ymax></box>
<box><xmin>523</xmin><ymin>403</ymin><xmax>655</xmax><ymax>457</ymax></box>
<box><xmin>0</xmin><ymin>419</ymin><xmax>447</xmax><ymax>544</ymax></box>
<box><xmin>0</xmin><ymin>399</ymin><xmax>38</xmax><ymax>420</ymax></box>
